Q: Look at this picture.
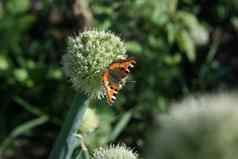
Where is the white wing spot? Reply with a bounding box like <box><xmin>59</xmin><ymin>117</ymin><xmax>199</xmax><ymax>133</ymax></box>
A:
<box><xmin>112</xmin><ymin>96</ymin><xmax>116</xmax><ymax>100</ymax></box>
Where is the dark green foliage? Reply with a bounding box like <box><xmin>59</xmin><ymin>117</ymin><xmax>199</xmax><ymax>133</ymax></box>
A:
<box><xmin>0</xmin><ymin>0</ymin><xmax>238</xmax><ymax>158</ymax></box>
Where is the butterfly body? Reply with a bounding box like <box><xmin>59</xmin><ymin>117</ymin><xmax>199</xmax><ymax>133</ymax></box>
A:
<box><xmin>102</xmin><ymin>58</ymin><xmax>136</xmax><ymax>105</ymax></box>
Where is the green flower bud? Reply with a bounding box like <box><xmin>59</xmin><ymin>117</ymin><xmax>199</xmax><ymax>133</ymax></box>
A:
<box><xmin>146</xmin><ymin>92</ymin><xmax>238</xmax><ymax>159</ymax></box>
<box><xmin>62</xmin><ymin>30</ymin><xmax>127</xmax><ymax>98</ymax></box>
<box><xmin>79</xmin><ymin>107</ymin><xmax>99</xmax><ymax>134</ymax></box>
<box><xmin>92</xmin><ymin>144</ymin><xmax>138</xmax><ymax>159</ymax></box>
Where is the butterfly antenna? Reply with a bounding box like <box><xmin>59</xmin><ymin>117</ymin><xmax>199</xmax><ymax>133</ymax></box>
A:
<box><xmin>125</xmin><ymin>80</ymin><xmax>136</xmax><ymax>89</ymax></box>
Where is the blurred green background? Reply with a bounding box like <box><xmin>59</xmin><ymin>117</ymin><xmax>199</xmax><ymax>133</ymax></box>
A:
<box><xmin>0</xmin><ymin>0</ymin><xmax>238</xmax><ymax>158</ymax></box>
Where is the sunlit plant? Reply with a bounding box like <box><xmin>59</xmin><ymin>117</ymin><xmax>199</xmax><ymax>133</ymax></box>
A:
<box><xmin>49</xmin><ymin>30</ymin><xmax>127</xmax><ymax>159</ymax></box>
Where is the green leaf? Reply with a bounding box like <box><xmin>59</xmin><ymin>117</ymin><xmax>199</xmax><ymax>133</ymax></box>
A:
<box><xmin>49</xmin><ymin>94</ymin><xmax>89</xmax><ymax>159</ymax></box>
<box><xmin>6</xmin><ymin>0</ymin><xmax>30</xmax><ymax>14</ymax></box>
<box><xmin>97</xmin><ymin>20</ymin><xmax>111</xmax><ymax>30</ymax></box>
<box><xmin>18</xmin><ymin>15</ymin><xmax>35</xmax><ymax>30</ymax></box>
<box><xmin>0</xmin><ymin>55</ymin><xmax>9</xmax><ymax>71</ymax></box>
<box><xmin>11</xmin><ymin>116</ymin><xmax>48</xmax><ymax>137</ymax></box>
<box><xmin>14</xmin><ymin>96</ymin><xmax>61</xmax><ymax>125</ymax></box>
<box><xmin>166</xmin><ymin>23</ymin><xmax>177</xmax><ymax>44</ymax></box>
<box><xmin>163</xmin><ymin>54</ymin><xmax>181</xmax><ymax>65</ymax></box>
<box><xmin>0</xmin><ymin>116</ymin><xmax>48</xmax><ymax>152</ymax></box>
<box><xmin>14</xmin><ymin>96</ymin><xmax>45</xmax><ymax>116</ymax></box>
<box><xmin>0</xmin><ymin>3</ymin><xmax>3</xmax><ymax>18</ymax></box>
<box><xmin>177</xmin><ymin>11</ymin><xmax>198</xmax><ymax>29</ymax></box>
<box><xmin>109</xmin><ymin>111</ymin><xmax>132</xmax><ymax>141</ymax></box>
<box><xmin>13</xmin><ymin>68</ymin><xmax>28</xmax><ymax>82</ymax></box>
<box><xmin>176</xmin><ymin>11</ymin><xmax>209</xmax><ymax>45</ymax></box>
<box><xmin>48</xmin><ymin>67</ymin><xmax>63</xmax><ymax>80</ymax></box>
<box><xmin>126</xmin><ymin>41</ymin><xmax>143</xmax><ymax>54</ymax></box>
<box><xmin>176</xmin><ymin>30</ymin><xmax>196</xmax><ymax>62</ymax></box>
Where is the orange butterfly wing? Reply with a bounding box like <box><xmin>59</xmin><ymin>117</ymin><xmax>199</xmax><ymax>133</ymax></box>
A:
<box><xmin>109</xmin><ymin>58</ymin><xmax>136</xmax><ymax>81</ymax></box>
<box><xmin>102</xmin><ymin>71</ymin><xmax>120</xmax><ymax>105</ymax></box>
<box><xmin>102</xmin><ymin>58</ymin><xmax>136</xmax><ymax>105</ymax></box>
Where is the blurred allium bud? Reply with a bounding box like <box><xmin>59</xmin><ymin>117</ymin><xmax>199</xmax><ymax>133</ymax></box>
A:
<box><xmin>62</xmin><ymin>30</ymin><xmax>127</xmax><ymax>98</ymax></box>
<box><xmin>146</xmin><ymin>92</ymin><xmax>238</xmax><ymax>159</ymax></box>
<box><xmin>79</xmin><ymin>107</ymin><xmax>99</xmax><ymax>134</ymax></box>
<box><xmin>92</xmin><ymin>144</ymin><xmax>138</xmax><ymax>159</ymax></box>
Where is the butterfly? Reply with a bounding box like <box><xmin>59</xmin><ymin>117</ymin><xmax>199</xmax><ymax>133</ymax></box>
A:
<box><xmin>102</xmin><ymin>58</ymin><xmax>136</xmax><ymax>105</ymax></box>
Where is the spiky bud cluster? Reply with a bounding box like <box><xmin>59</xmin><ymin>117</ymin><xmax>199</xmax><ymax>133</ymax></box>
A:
<box><xmin>92</xmin><ymin>144</ymin><xmax>138</xmax><ymax>159</ymax></box>
<box><xmin>62</xmin><ymin>30</ymin><xmax>126</xmax><ymax>98</ymax></box>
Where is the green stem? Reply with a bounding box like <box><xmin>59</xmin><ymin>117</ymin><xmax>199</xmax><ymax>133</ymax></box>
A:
<box><xmin>0</xmin><ymin>116</ymin><xmax>48</xmax><ymax>152</ymax></box>
<box><xmin>49</xmin><ymin>93</ymin><xmax>89</xmax><ymax>159</ymax></box>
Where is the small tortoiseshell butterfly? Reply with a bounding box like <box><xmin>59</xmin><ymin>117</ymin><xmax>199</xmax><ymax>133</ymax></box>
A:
<box><xmin>102</xmin><ymin>58</ymin><xmax>136</xmax><ymax>105</ymax></box>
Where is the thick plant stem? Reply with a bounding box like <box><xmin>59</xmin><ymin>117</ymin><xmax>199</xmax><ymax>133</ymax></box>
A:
<box><xmin>49</xmin><ymin>93</ymin><xmax>89</xmax><ymax>159</ymax></box>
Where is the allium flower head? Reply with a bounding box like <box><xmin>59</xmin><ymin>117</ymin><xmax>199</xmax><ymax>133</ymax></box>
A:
<box><xmin>62</xmin><ymin>30</ymin><xmax>127</xmax><ymax>98</ymax></box>
<box><xmin>92</xmin><ymin>144</ymin><xmax>138</xmax><ymax>159</ymax></box>
<box><xmin>146</xmin><ymin>92</ymin><xmax>238</xmax><ymax>159</ymax></box>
